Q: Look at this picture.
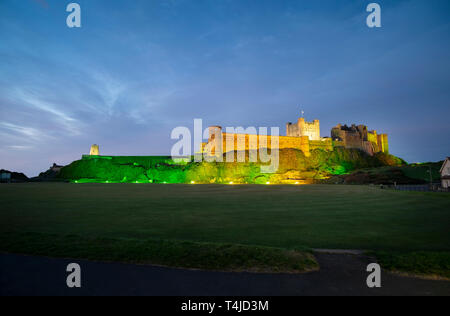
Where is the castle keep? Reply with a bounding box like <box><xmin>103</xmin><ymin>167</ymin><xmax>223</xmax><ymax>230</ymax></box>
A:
<box><xmin>331</xmin><ymin>124</ymin><xmax>389</xmax><ymax>156</ymax></box>
<box><xmin>202</xmin><ymin>115</ymin><xmax>389</xmax><ymax>157</ymax></box>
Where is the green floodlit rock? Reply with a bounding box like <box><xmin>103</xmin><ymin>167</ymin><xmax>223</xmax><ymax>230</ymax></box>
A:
<box><xmin>61</xmin><ymin>148</ymin><xmax>406</xmax><ymax>184</ymax></box>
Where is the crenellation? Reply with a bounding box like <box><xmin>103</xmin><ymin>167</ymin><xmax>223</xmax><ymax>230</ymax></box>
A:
<box><xmin>203</xmin><ymin>115</ymin><xmax>389</xmax><ymax>158</ymax></box>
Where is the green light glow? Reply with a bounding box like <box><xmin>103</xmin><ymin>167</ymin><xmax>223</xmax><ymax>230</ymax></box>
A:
<box><xmin>61</xmin><ymin>149</ymin><xmax>405</xmax><ymax>185</ymax></box>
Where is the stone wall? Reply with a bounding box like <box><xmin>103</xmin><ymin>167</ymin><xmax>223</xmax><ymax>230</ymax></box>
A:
<box><xmin>203</xmin><ymin>127</ymin><xmax>316</xmax><ymax>157</ymax></box>
<box><xmin>331</xmin><ymin>124</ymin><xmax>389</xmax><ymax>156</ymax></box>
<box><xmin>309</xmin><ymin>139</ymin><xmax>333</xmax><ymax>151</ymax></box>
<box><xmin>203</xmin><ymin>121</ymin><xmax>389</xmax><ymax>159</ymax></box>
<box><xmin>377</xmin><ymin>134</ymin><xmax>389</xmax><ymax>154</ymax></box>
<box><xmin>220</xmin><ymin>133</ymin><xmax>311</xmax><ymax>157</ymax></box>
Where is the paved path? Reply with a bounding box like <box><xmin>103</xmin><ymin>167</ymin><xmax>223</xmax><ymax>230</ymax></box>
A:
<box><xmin>1</xmin><ymin>253</ymin><xmax>449</xmax><ymax>296</ymax></box>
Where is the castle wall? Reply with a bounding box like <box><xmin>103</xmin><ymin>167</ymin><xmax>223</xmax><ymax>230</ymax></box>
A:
<box><xmin>377</xmin><ymin>134</ymin><xmax>389</xmax><ymax>154</ymax></box>
<box><xmin>204</xmin><ymin>120</ymin><xmax>389</xmax><ymax>159</ymax></box>
<box><xmin>367</xmin><ymin>132</ymin><xmax>379</xmax><ymax>153</ymax></box>
<box><xmin>362</xmin><ymin>141</ymin><xmax>375</xmax><ymax>156</ymax></box>
<box><xmin>220</xmin><ymin>133</ymin><xmax>311</xmax><ymax>157</ymax></box>
<box><xmin>343</xmin><ymin>131</ymin><xmax>364</xmax><ymax>150</ymax></box>
<box><xmin>332</xmin><ymin>124</ymin><xmax>389</xmax><ymax>156</ymax></box>
<box><xmin>286</xmin><ymin>123</ymin><xmax>299</xmax><ymax>138</ymax></box>
<box><xmin>309</xmin><ymin>139</ymin><xmax>333</xmax><ymax>151</ymax></box>
<box><xmin>367</xmin><ymin>131</ymin><xmax>377</xmax><ymax>144</ymax></box>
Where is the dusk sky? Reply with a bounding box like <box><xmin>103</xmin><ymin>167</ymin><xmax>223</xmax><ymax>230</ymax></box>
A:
<box><xmin>1</xmin><ymin>0</ymin><xmax>449</xmax><ymax>176</ymax></box>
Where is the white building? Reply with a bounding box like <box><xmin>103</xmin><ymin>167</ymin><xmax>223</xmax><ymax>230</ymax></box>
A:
<box><xmin>440</xmin><ymin>157</ymin><xmax>450</xmax><ymax>189</ymax></box>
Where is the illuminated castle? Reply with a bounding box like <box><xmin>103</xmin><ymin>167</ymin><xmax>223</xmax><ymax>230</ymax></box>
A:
<box><xmin>331</xmin><ymin>124</ymin><xmax>389</xmax><ymax>156</ymax></box>
<box><xmin>202</xmin><ymin>114</ymin><xmax>389</xmax><ymax>157</ymax></box>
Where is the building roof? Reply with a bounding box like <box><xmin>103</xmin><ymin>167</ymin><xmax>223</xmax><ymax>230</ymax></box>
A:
<box><xmin>440</xmin><ymin>157</ymin><xmax>450</xmax><ymax>173</ymax></box>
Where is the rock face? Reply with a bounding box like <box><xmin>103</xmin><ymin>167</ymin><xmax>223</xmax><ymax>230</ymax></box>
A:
<box><xmin>0</xmin><ymin>169</ymin><xmax>29</xmax><ymax>183</ymax></box>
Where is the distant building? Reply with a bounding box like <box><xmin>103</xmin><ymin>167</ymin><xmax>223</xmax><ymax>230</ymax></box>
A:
<box><xmin>50</xmin><ymin>163</ymin><xmax>64</xmax><ymax>173</ymax></box>
<box><xmin>90</xmin><ymin>144</ymin><xmax>100</xmax><ymax>156</ymax></box>
<box><xmin>440</xmin><ymin>157</ymin><xmax>450</xmax><ymax>189</ymax></box>
<box><xmin>0</xmin><ymin>172</ymin><xmax>11</xmax><ymax>183</ymax></box>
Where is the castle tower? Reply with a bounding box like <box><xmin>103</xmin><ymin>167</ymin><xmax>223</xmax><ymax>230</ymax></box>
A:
<box><xmin>90</xmin><ymin>144</ymin><xmax>99</xmax><ymax>156</ymax></box>
<box><xmin>377</xmin><ymin>134</ymin><xmax>389</xmax><ymax>154</ymax></box>
<box><xmin>206</xmin><ymin>126</ymin><xmax>223</xmax><ymax>156</ymax></box>
<box><xmin>287</xmin><ymin>117</ymin><xmax>320</xmax><ymax>140</ymax></box>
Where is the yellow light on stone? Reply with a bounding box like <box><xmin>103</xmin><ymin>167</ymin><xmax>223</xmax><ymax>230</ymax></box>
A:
<box><xmin>266</xmin><ymin>182</ymin><xmax>270</xmax><ymax>185</ymax></box>
<box><xmin>89</xmin><ymin>144</ymin><xmax>100</xmax><ymax>156</ymax></box>
<box><xmin>191</xmin><ymin>181</ymin><xmax>195</xmax><ymax>184</ymax></box>
<box><xmin>229</xmin><ymin>182</ymin><xmax>234</xmax><ymax>185</ymax></box>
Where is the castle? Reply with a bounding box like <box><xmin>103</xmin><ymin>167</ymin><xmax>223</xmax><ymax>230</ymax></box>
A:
<box><xmin>331</xmin><ymin>124</ymin><xmax>389</xmax><ymax>156</ymax></box>
<box><xmin>202</xmin><ymin>114</ymin><xmax>389</xmax><ymax>157</ymax></box>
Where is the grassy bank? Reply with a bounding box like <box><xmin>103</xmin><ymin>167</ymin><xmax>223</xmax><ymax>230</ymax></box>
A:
<box><xmin>0</xmin><ymin>232</ymin><xmax>318</xmax><ymax>273</ymax></box>
<box><xmin>59</xmin><ymin>148</ymin><xmax>405</xmax><ymax>184</ymax></box>
<box><xmin>341</xmin><ymin>162</ymin><xmax>443</xmax><ymax>185</ymax></box>
<box><xmin>373</xmin><ymin>251</ymin><xmax>450</xmax><ymax>280</ymax></box>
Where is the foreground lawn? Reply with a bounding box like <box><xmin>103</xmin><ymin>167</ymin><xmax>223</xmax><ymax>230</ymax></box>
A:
<box><xmin>0</xmin><ymin>183</ymin><xmax>449</xmax><ymax>276</ymax></box>
<box><xmin>0</xmin><ymin>232</ymin><xmax>318</xmax><ymax>273</ymax></box>
<box><xmin>372</xmin><ymin>251</ymin><xmax>450</xmax><ymax>280</ymax></box>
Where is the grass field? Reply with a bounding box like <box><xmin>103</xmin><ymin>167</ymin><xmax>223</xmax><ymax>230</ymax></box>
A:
<box><xmin>0</xmin><ymin>183</ymin><xmax>449</xmax><ymax>275</ymax></box>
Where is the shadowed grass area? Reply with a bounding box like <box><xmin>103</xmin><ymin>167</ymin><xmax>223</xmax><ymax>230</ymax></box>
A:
<box><xmin>0</xmin><ymin>183</ymin><xmax>449</xmax><ymax>275</ymax></box>
<box><xmin>0</xmin><ymin>232</ymin><xmax>318</xmax><ymax>273</ymax></box>
<box><xmin>0</xmin><ymin>183</ymin><xmax>449</xmax><ymax>250</ymax></box>
<box><xmin>373</xmin><ymin>251</ymin><xmax>450</xmax><ymax>280</ymax></box>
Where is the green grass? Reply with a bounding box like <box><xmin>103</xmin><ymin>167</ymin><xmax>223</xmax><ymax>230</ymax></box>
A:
<box><xmin>372</xmin><ymin>251</ymin><xmax>450</xmax><ymax>280</ymax></box>
<box><xmin>0</xmin><ymin>183</ymin><xmax>449</xmax><ymax>276</ymax></box>
<box><xmin>345</xmin><ymin>162</ymin><xmax>443</xmax><ymax>185</ymax></box>
<box><xmin>401</xmin><ymin>162</ymin><xmax>442</xmax><ymax>182</ymax></box>
<box><xmin>0</xmin><ymin>232</ymin><xmax>318</xmax><ymax>273</ymax></box>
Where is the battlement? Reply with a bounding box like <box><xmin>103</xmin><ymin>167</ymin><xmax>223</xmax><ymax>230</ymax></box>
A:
<box><xmin>287</xmin><ymin>117</ymin><xmax>321</xmax><ymax>140</ymax></box>
<box><xmin>202</xmin><ymin>116</ymin><xmax>389</xmax><ymax>159</ymax></box>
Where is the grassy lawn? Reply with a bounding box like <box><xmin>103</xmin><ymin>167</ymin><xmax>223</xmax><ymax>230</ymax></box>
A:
<box><xmin>0</xmin><ymin>232</ymin><xmax>318</xmax><ymax>273</ymax></box>
<box><xmin>0</xmin><ymin>183</ymin><xmax>449</xmax><ymax>275</ymax></box>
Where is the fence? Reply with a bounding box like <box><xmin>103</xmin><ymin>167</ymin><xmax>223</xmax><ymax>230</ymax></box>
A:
<box><xmin>387</xmin><ymin>183</ymin><xmax>448</xmax><ymax>192</ymax></box>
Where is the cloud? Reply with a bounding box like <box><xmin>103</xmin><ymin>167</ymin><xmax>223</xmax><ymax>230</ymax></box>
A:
<box><xmin>7</xmin><ymin>145</ymin><xmax>34</xmax><ymax>151</ymax></box>
<box><xmin>14</xmin><ymin>88</ymin><xmax>81</xmax><ymax>136</ymax></box>
<box><xmin>0</xmin><ymin>122</ymin><xmax>46</xmax><ymax>141</ymax></box>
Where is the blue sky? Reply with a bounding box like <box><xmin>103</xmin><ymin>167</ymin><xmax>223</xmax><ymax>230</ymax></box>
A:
<box><xmin>1</xmin><ymin>0</ymin><xmax>449</xmax><ymax>176</ymax></box>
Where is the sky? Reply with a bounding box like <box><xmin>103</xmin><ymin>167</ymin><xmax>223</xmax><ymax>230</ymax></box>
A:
<box><xmin>0</xmin><ymin>0</ymin><xmax>449</xmax><ymax>177</ymax></box>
